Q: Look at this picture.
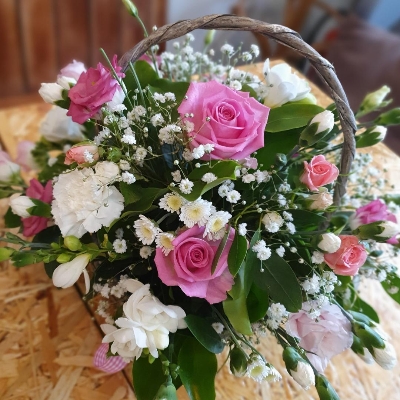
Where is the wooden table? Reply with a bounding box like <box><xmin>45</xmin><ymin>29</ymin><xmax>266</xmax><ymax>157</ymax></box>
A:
<box><xmin>1</xmin><ymin>65</ymin><xmax>400</xmax><ymax>400</ymax></box>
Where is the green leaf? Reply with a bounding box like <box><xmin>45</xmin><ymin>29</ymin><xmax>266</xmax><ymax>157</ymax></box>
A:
<box><xmin>223</xmin><ymin>295</ymin><xmax>252</xmax><ymax>335</ymax></box>
<box><xmin>124</xmin><ymin>60</ymin><xmax>158</xmax><ymax>94</ymax></box>
<box><xmin>382</xmin><ymin>274</ymin><xmax>400</xmax><ymax>305</ymax></box>
<box><xmin>4</xmin><ymin>207</ymin><xmax>21</xmax><ymax>228</ymax></box>
<box><xmin>266</xmin><ymin>104</ymin><xmax>324</xmax><ymax>133</ymax></box>
<box><xmin>119</xmin><ymin>182</ymin><xmax>142</xmax><ymax>204</ymax></box>
<box><xmin>27</xmin><ymin>199</ymin><xmax>52</xmax><ymax>218</ymax></box>
<box><xmin>184</xmin><ymin>315</ymin><xmax>225</xmax><ymax>354</ymax></box>
<box><xmin>241</xmin><ymin>83</ymin><xmax>258</xmax><ymax>98</ymax></box>
<box><xmin>11</xmin><ymin>251</ymin><xmax>44</xmax><ymax>267</ymax></box>
<box><xmin>254</xmin><ymin>253</ymin><xmax>302</xmax><ymax>312</ymax></box>
<box><xmin>246</xmin><ymin>284</ymin><xmax>269</xmax><ymax>323</ymax></box>
<box><xmin>178</xmin><ymin>337</ymin><xmax>217</xmax><ymax>400</ymax></box>
<box><xmin>122</xmin><ymin>187</ymin><xmax>168</xmax><ymax>218</ymax></box>
<box><xmin>228</xmin><ymin>233</ymin><xmax>247</xmax><ymax>276</ymax></box>
<box><xmin>256</xmin><ymin>128</ymin><xmax>302</xmax><ymax>169</ymax></box>
<box><xmin>374</xmin><ymin>107</ymin><xmax>400</xmax><ymax>126</ymax></box>
<box><xmin>133</xmin><ymin>356</ymin><xmax>166</xmax><ymax>400</ymax></box>
<box><xmin>0</xmin><ymin>188</ymin><xmax>16</xmax><ymax>199</ymax></box>
<box><xmin>0</xmin><ymin>247</ymin><xmax>15</xmax><ymax>262</ymax></box>
<box><xmin>288</xmin><ymin>209</ymin><xmax>326</xmax><ymax>229</ymax></box>
<box><xmin>350</xmin><ymin>297</ymin><xmax>379</xmax><ymax>323</ymax></box>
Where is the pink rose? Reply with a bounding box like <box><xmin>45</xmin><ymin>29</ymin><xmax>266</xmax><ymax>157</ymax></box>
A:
<box><xmin>350</xmin><ymin>199</ymin><xmax>398</xmax><ymax>244</ymax></box>
<box><xmin>22</xmin><ymin>179</ymin><xmax>53</xmax><ymax>237</ymax></box>
<box><xmin>300</xmin><ymin>155</ymin><xmax>339</xmax><ymax>192</ymax></box>
<box><xmin>16</xmin><ymin>141</ymin><xmax>38</xmax><ymax>171</ymax></box>
<box><xmin>64</xmin><ymin>144</ymin><xmax>99</xmax><ymax>165</ymax></box>
<box><xmin>178</xmin><ymin>81</ymin><xmax>270</xmax><ymax>160</ymax></box>
<box><xmin>59</xmin><ymin>60</ymin><xmax>86</xmax><ymax>81</ymax></box>
<box><xmin>286</xmin><ymin>303</ymin><xmax>353</xmax><ymax>373</ymax></box>
<box><xmin>67</xmin><ymin>55</ymin><xmax>125</xmax><ymax>124</ymax></box>
<box><xmin>154</xmin><ymin>225</ymin><xmax>235</xmax><ymax>304</ymax></box>
<box><xmin>324</xmin><ymin>235</ymin><xmax>367</xmax><ymax>276</ymax></box>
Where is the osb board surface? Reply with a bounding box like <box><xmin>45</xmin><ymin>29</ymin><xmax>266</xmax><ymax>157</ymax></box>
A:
<box><xmin>1</xmin><ymin>61</ymin><xmax>400</xmax><ymax>400</ymax></box>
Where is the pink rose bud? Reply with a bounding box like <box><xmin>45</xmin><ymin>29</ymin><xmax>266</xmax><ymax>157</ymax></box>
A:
<box><xmin>300</xmin><ymin>155</ymin><xmax>339</xmax><ymax>192</ymax></box>
<box><xmin>178</xmin><ymin>81</ymin><xmax>270</xmax><ymax>161</ymax></box>
<box><xmin>65</xmin><ymin>144</ymin><xmax>99</xmax><ymax>165</ymax></box>
<box><xmin>324</xmin><ymin>235</ymin><xmax>367</xmax><ymax>276</ymax></box>
<box><xmin>93</xmin><ymin>343</ymin><xmax>128</xmax><ymax>373</ymax></box>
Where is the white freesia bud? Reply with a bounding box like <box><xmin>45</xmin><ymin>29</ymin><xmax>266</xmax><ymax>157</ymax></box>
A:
<box><xmin>310</xmin><ymin>110</ymin><xmax>335</xmax><ymax>134</ymax></box>
<box><xmin>290</xmin><ymin>361</ymin><xmax>315</xmax><ymax>390</ymax></box>
<box><xmin>38</xmin><ymin>82</ymin><xmax>64</xmax><ymax>104</ymax></box>
<box><xmin>52</xmin><ymin>253</ymin><xmax>91</xmax><ymax>293</ymax></box>
<box><xmin>318</xmin><ymin>233</ymin><xmax>341</xmax><ymax>253</ymax></box>
<box><xmin>308</xmin><ymin>190</ymin><xmax>333</xmax><ymax>210</ymax></box>
<box><xmin>371</xmin><ymin>125</ymin><xmax>387</xmax><ymax>141</ymax></box>
<box><xmin>372</xmin><ymin>341</ymin><xmax>397</xmax><ymax>370</ymax></box>
<box><xmin>376</xmin><ymin>221</ymin><xmax>400</xmax><ymax>239</ymax></box>
<box><xmin>9</xmin><ymin>194</ymin><xmax>35</xmax><ymax>218</ymax></box>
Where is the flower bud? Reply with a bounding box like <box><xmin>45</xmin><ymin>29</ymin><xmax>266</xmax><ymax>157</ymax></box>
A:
<box><xmin>315</xmin><ymin>374</ymin><xmax>340</xmax><ymax>400</ymax></box>
<box><xmin>353</xmin><ymin>322</ymin><xmax>385</xmax><ymax>350</ymax></box>
<box><xmin>356</xmin><ymin>126</ymin><xmax>387</xmax><ymax>148</ymax></box>
<box><xmin>0</xmin><ymin>247</ymin><xmax>15</xmax><ymax>262</ymax></box>
<box><xmin>56</xmin><ymin>253</ymin><xmax>73</xmax><ymax>263</ymax></box>
<box><xmin>351</xmin><ymin>334</ymin><xmax>374</xmax><ymax>364</ymax></box>
<box><xmin>52</xmin><ymin>253</ymin><xmax>91</xmax><ymax>292</ymax></box>
<box><xmin>352</xmin><ymin>220</ymin><xmax>400</xmax><ymax>242</ymax></box>
<box><xmin>38</xmin><ymin>82</ymin><xmax>64</xmax><ymax>104</ymax></box>
<box><xmin>374</xmin><ymin>107</ymin><xmax>400</xmax><ymax>126</ymax></box>
<box><xmin>358</xmin><ymin>85</ymin><xmax>391</xmax><ymax>117</ymax></box>
<box><xmin>317</xmin><ymin>233</ymin><xmax>341</xmax><ymax>253</ymax></box>
<box><xmin>372</xmin><ymin>341</ymin><xmax>397</xmax><ymax>370</ymax></box>
<box><xmin>307</xmin><ymin>189</ymin><xmax>333</xmax><ymax>211</ymax></box>
<box><xmin>64</xmin><ymin>144</ymin><xmax>99</xmax><ymax>165</ymax></box>
<box><xmin>300</xmin><ymin>110</ymin><xmax>334</xmax><ymax>146</ymax></box>
<box><xmin>154</xmin><ymin>378</ymin><xmax>178</xmax><ymax>400</ymax></box>
<box><xmin>64</xmin><ymin>236</ymin><xmax>82</xmax><ymax>251</ymax></box>
<box><xmin>9</xmin><ymin>194</ymin><xmax>35</xmax><ymax>218</ymax></box>
<box><xmin>204</xmin><ymin>30</ymin><xmax>216</xmax><ymax>46</ymax></box>
<box><xmin>122</xmin><ymin>0</ymin><xmax>139</xmax><ymax>17</ymax></box>
<box><xmin>283</xmin><ymin>347</ymin><xmax>315</xmax><ymax>390</ymax></box>
<box><xmin>229</xmin><ymin>347</ymin><xmax>248</xmax><ymax>377</ymax></box>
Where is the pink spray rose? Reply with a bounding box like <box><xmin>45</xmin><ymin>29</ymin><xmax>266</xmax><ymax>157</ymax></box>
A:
<box><xmin>64</xmin><ymin>144</ymin><xmax>99</xmax><ymax>165</ymax></box>
<box><xmin>286</xmin><ymin>302</ymin><xmax>353</xmax><ymax>373</ymax></box>
<box><xmin>324</xmin><ymin>235</ymin><xmax>367</xmax><ymax>276</ymax></box>
<box><xmin>59</xmin><ymin>60</ymin><xmax>86</xmax><ymax>81</ymax></box>
<box><xmin>22</xmin><ymin>179</ymin><xmax>53</xmax><ymax>237</ymax></box>
<box><xmin>178</xmin><ymin>81</ymin><xmax>270</xmax><ymax>160</ymax></box>
<box><xmin>154</xmin><ymin>225</ymin><xmax>235</xmax><ymax>304</ymax></box>
<box><xmin>350</xmin><ymin>199</ymin><xmax>399</xmax><ymax>244</ymax></box>
<box><xmin>300</xmin><ymin>155</ymin><xmax>339</xmax><ymax>192</ymax></box>
<box><xmin>67</xmin><ymin>55</ymin><xmax>125</xmax><ymax>124</ymax></box>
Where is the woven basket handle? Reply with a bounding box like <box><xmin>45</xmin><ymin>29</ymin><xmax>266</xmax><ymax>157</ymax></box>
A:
<box><xmin>119</xmin><ymin>14</ymin><xmax>357</xmax><ymax>204</ymax></box>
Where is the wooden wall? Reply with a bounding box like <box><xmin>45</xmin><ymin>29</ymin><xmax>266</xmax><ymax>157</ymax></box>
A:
<box><xmin>0</xmin><ymin>0</ymin><xmax>166</xmax><ymax>98</ymax></box>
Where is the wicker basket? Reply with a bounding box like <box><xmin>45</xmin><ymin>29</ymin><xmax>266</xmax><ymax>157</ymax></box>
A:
<box><xmin>119</xmin><ymin>14</ymin><xmax>357</xmax><ymax>205</ymax></box>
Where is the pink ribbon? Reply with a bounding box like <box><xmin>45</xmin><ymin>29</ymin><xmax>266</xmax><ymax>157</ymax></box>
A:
<box><xmin>93</xmin><ymin>343</ymin><xmax>128</xmax><ymax>373</ymax></box>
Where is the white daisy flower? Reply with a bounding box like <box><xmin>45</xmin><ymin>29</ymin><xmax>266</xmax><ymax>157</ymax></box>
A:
<box><xmin>204</xmin><ymin>211</ymin><xmax>232</xmax><ymax>240</ymax></box>
<box><xmin>180</xmin><ymin>199</ymin><xmax>214</xmax><ymax>228</ymax></box>
<box><xmin>134</xmin><ymin>215</ymin><xmax>159</xmax><ymax>245</ymax></box>
<box><xmin>159</xmin><ymin>193</ymin><xmax>186</xmax><ymax>213</ymax></box>
<box><xmin>155</xmin><ymin>232</ymin><xmax>175</xmax><ymax>255</ymax></box>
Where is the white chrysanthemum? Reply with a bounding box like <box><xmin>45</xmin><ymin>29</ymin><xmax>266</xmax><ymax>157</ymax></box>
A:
<box><xmin>155</xmin><ymin>232</ymin><xmax>175</xmax><ymax>255</ymax></box>
<box><xmin>262</xmin><ymin>212</ymin><xmax>284</xmax><ymax>233</ymax></box>
<box><xmin>238</xmin><ymin>223</ymin><xmax>247</xmax><ymax>236</ymax></box>
<box><xmin>140</xmin><ymin>246</ymin><xmax>153</xmax><ymax>259</ymax></box>
<box><xmin>201</xmin><ymin>172</ymin><xmax>217</xmax><ymax>183</ymax></box>
<box><xmin>51</xmin><ymin>168</ymin><xmax>124</xmax><ymax>238</ymax></box>
<box><xmin>113</xmin><ymin>239</ymin><xmax>127</xmax><ymax>254</ymax></box>
<box><xmin>311</xmin><ymin>251</ymin><xmax>325</xmax><ymax>264</ymax></box>
<box><xmin>179</xmin><ymin>178</ymin><xmax>194</xmax><ymax>194</ymax></box>
<box><xmin>159</xmin><ymin>193</ymin><xmax>186</xmax><ymax>214</ymax></box>
<box><xmin>134</xmin><ymin>215</ymin><xmax>159</xmax><ymax>245</ymax></box>
<box><xmin>101</xmin><ymin>280</ymin><xmax>186</xmax><ymax>360</ymax></box>
<box><xmin>180</xmin><ymin>199</ymin><xmax>214</xmax><ymax>228</ymax></box>
<box><xmin>226</xmin><ymin>190</ymin><xmax>241</xmax><ymax>203</ymax></box>
<box><xmin>204</xmin><ymin>211</ymin><xmax>232</xmax><ymax>240</ymax></box>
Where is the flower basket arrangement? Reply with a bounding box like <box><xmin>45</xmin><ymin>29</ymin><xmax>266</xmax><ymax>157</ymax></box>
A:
<box><xmin>2</xmin><ymin>4</ymin><xmax>400</xmax><ymax>400</ymax></box>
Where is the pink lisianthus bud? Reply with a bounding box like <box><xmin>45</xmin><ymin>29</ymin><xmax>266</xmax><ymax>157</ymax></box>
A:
<box><xmin>154</xmin><ymin>225</ymin><xmax>235</xmax><ymax>304</ymax></box>
<box><xmin>64</xmin><ymin>144</ymin><xmax>99</xmax><ymax>165</ymax></box>
<box><xmin>59</xmin><ymin>60</ymin><xmax>86</xmax><ymax>82</ymax></box>
<box><xmin>16</xmin><ymin>141</ymin><xmax>39</xmax><ymax>171</ymax></box>
<box><xmin>67</xmin><ymin>55</ymin><xmax>125</xmax><ymax>124</ymax></box>
<box><xmin>324</xmin><ymin>235</ymin><xmax>367</xmax><ymax>276</ymax></box>
<box><xmin>300</xmin><ymin>155</ymin><xmax>339</xmax><ymax>192</ymax></box>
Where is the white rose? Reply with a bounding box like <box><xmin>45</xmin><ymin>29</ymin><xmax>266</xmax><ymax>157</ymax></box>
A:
<box><xmin>262</xmin><ymin>59</ymin><xmax>310</xmax><ymax>108</ymax></box>
<box><xmin>318</xmin><ymin>233</ymin><xmax>341</xmax><ymax>253</ymax></box>
<box><xmin>308</xmin><ymin>190</ymin><xmax>333</xmax><ymax>210</ymax></box>
<box><xmin>52</xmin><ymin>253</ymin><xmax>91</xmax><ymax>293</ymax></box>
<box><xmin>9</xmin><ymin>194</ymin><xmax>35</xmax><ymax>218</ymax></box>
<box><xmin>310</xmin><ymin>110</ymin><xmax>335</xmax><ymax>135</ymax></box>
<box><xmin>38</xmin><ymin>82</ymin><xmax>64</xmax><ymax>104</ymax></box>
<box><xmin>94</xmin><ymin>161</ymin><xmax>120</xmax><ymax>185</ymax></box>
<box><xmin>290</xmin><ymin>361</ymin><xmax>315</xmax><ymax>390</ymax></box>
<box><xmin>0</xmin><ymin>151</ymin><xmax>20</xmax><ymax>182</ymax></box>
<box><xmin>51</xmin><ymin>168</ymin><xmax>124</xmax><ymax>238</ymax></box>
<box><xmin>101</xmin><ymin>279</ymin><xmax>186</xmax><ymax>360</ymax></box>
<box><xmin>40</xmin><ymin>107</ymin><xmax>85</xmax><ymax>143</ymax></box>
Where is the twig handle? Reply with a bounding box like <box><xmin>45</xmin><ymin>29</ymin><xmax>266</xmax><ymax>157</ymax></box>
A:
<box><xmin>120</xmin><ymin>14</ymin><xmax>357</xmax><ymax>204</ymax></box>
